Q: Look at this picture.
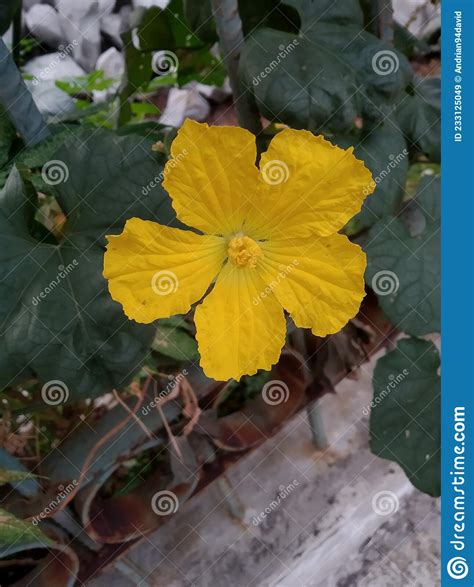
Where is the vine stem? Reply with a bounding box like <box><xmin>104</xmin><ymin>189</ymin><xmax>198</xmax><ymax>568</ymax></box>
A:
<box><xmin>0</xmin><ymin>38</ymin><xmax>50</xmax><ymax>146</ymax></box>
<box><xmin>210</xmin><ymin>0</ymin><xmax>263</xmax><ymax>137</ymax></box>
<box><xmin>376</xmin><ymin>0</ymin><xmax>394</xmax><ymax>44</ymax></box>
<box><xmin>291</xmin><ymin>328</ymin><xmax>329</xmax><ymax>449</ymax></box>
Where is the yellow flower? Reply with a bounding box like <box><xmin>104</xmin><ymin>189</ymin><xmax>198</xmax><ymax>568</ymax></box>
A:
<box><xmin>104</xmin><ymin>119</ymin><xmax>375</xmax><ymax>381</ymax></box>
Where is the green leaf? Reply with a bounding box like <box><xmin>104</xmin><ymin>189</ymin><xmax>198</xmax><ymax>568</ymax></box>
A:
<box><xmin>0</xmin><ymin>0</ymin><xmax>20</xmax><ymax>35</ymax></box>
<box><xmin>0</xmin><ymin>508</ymin><xmax>52</xmax><ymax>547</ymax></box>
<box><xmin>396</xmin><ymin>77</ymin><xmax>441</xmax><ymax>162</ymax></box>
<box><xmin>152</xmin><ymin>317</ymin><xmax>199</xmax><ymax>362</ymax></box>
<box><xmin>365</xmin><ymin>174</ymin><xmax>440</xmax><ymax>336</ymax></box>
<box><xmin>0</xmin><ymin>105</ymin><xmax>15</xmax><ymax>168</ymax></box>
<box><xmin>0</xmin><ymin>130</ymin><xmax>176</xmax><ymax>401</ymax></box>
<box><xmin>183</xmin><ymin>0</ymin><xmax>217</xmax><ymax>44</ymax></box>
<box><xmin>0</xmin><ymin>448</ymin><xmax>41</xmax><ymax>497</ymax></box>
<box><xmin>240</xmin><ymin>0</ymin><xmax>412</xmax><ymax>132</ymax></box>
<box><xmin>137</xmin><ymin>1</ymin><xmax>204</xmax><ymax>51</ymax></box>
<box><xmin>369</xmin><ymin>338</ymin><xmax>440</xmax><ymax>496</ymax></box>
<box><xmin>343</xmin><ymin>122</ymin><xmax>409</xmax><ymax>231</ymax></box>
<box><xmin>0</xmin><ymin>468</ymin><xmax>36</xmax><ymax>485</ymax></box>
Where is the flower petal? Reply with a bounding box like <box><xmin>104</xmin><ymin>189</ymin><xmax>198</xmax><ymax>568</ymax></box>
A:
<box><xmin>195</xmin><ymin>263</ymin><xmax>286</xmax><ymax>381</ymax></box>
<box><xmin>104</xmin><ymin>218</ymin><xmax>226</xmax><ymax>323</ymax></box>
<box><xmin>247</xmin><ymin>129</ymin><xmax>375</xmax><ymax>239</ymax></box>
<box><xmin>258</xmin><ymin>233</ymin><xmax>366</xmax><ymax>335</ymax></box>
<box><xmin>163</xmin><ymin>119</ymin><xmax>259</xmax><ymax>236</ymax></box>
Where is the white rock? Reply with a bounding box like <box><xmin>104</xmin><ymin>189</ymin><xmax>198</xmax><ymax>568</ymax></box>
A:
<box><xmin>26</xmin><ymin>80</ymin><xmax>76</xmax><ymax>119</ymax></box>
<box><xmin>132</xmin><ymin>0</ymin><xmax>169</xmax><ymax>8</ymax></box>
<box><xmin>100</xmin><ymin>13</ymin><xmax>123</xmax><ymax>48</ymax></box>
<box><xmin>23</xmin><ymin>52</ymin><xmax>86</xmax><ymax>82</ymax></box>
<box><xmin>55</xmin><ymin>0</ymin><xmax>115</xmax><ymax>71</ymax></box>
<box><xmin>2</xmin><ymin>24</ymin><xmax>12</xmax><ymax>46</ymax></box>
<box><xmin>187</xmin><ymin>79</ymin><xmax>232</xmax><ymax>104</ymax></box>
<box><xmin>159</xmin><ymin>87</ymin><xmax>210</xmax><ymax>128</ymax></box>
<box><xmin>93</xmin><ymin>48</ymin><xmax>124</xmax><ymax>103</ymax></box>
<box><xmin>25</xmin><ymin>4</ymin><xmax>63</xmax><ymax>48</ymax></box>
<box><xmin>393</xmin><ymin>0</ymin><xmax>441</xmax><ymax>38</ymax></box>
<box><xmin>96</xmin><ymin>47</ymin><xmax>125</xmax><ymax>79</ymax></box>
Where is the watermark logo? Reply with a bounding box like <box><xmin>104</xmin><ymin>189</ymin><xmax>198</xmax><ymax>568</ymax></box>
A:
<box><xmin>252</xmin><ymin>39</ymin><xmax>299</xmax><ymax>86</ymax></box>
<box><xmin>262</xmin><ymin>380</ymin><xmax>289</xmax><ymax>405</ymax></box>
<box><xmin>31</xmin><ymin>480</ymin><xmax>78</xmax><ymax>525</ymax></box>
<box><xmin>41</xmin><ymin>160</ymin><xmax>69</xmax><ymax>185</ymax></box>
<box><xmin>371</xmin><ymin>490</ymin><xmax>399</xmax><ymax>516</ymax></box>
<box><xmin>252</xmin><ymin>479</ymin><xmax>300</xmax><ymax>525</ymax></box>
<box><xmin>141</xmin><ymin>369</ymin><xmax>188</xmax><ymax>415</ymax></box>
<box><xmin>32</xmin><ymin>260</ymin><xmax>79</xmax><ymax>305</ymax></box>
<box><xmin>372</xmin><ymin>49</ymin><xmax>399</xmax><ymax>76</ymax></box>
<box><xmin>253</xmin><ymin>260</ymin><xmax>299</xmax><ymax>306</ymax></box>
<box><xmin>152</xmin><ymin>50</ymin><xmax>179</xmax><ymax>76</ymax></box>
<box><xmin>447</xmin><ymin>557</ymin><xmax>469</xmax><ymax>579</ymax></box>
<box><xmin>142</xmin><ymin>148</ymin><xmax>188</xmax><ymax>196</ymax></box>
<box><xmin>371</xmin><ymin>270</ymin><xmax>399</xmax><ymax>296</ymax></box>
<box><xmin>41</xmin><ymin>380</ymin><xmax>69</xmax><ymax>405</ymax></box>
<box><xmin>362</xmin><ymin>370</ymin><xmax>409</xmax><ymax>416</ymax></box>
<box><xmin>32</xmin><ymin>40</ymin><xmax>78</xmax><ymax>85</ymax></box>
<box><xmin>151</xmin><ymin>490</ymin><xmax>179</xmax><ymax>515</ymax></box>
<box><xmin>151</xmin><ymin>270</ymin><xmax>179</xmax><ymax>296</ymax></box>
<box><xmin>362</xmin><ymin>149</ymin><xmax>409</xmax><ymax>196</ymax></box>
<box><xmin>261</xmin><ymin>160</ymin><xmax>289</xmax><ymax>185</ymax></box>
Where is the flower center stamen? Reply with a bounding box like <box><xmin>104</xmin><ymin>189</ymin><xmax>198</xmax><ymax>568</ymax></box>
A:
<box><xmin>227</xmin><ymin>235</ymin><xmax>262</xmax><ymax>268</ymax></box>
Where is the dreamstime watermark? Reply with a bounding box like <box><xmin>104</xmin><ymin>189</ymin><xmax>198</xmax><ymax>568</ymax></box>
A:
<box><xmin>261</xmin><ymin>159</ymin><xmax>290</xmax><ymax>185</ymax></box>
<box><xmin>371</xmin><ymin>49</ymin><xmax>400</xmax><ymax>75</ymax></box>
<box><xmin>152</xmin><ymin>50</ymin><xmax>179</xmax><ymax>76</ymax></box>
<box><xmin>371</xmin><ymin>270</ymin><xmax>399</xmax><ymax>296</ymax></box>
<box><xmin>362</xmin><ymin>149</ymin><xmax>409</xmax><ymax>196</ymax></box>
<box><xmin>32</xmin><ymin>260</ymin><xmax>79</xmax><ymax>306</ymax></box>
<box><xmin>252</xmin><ymin>479</ymin><xmax>300</xmax><ymax>525</ymax></box>
<box><xmin>151</xmin><ymin>489</ymin><xmax>179</xmax><ymax>515</ymax></box>
<box><xmin>447</xmin><ymin>557</ymin><xmax>469</xmax><ymax>580</ymax></box>
<box><xmin>31</xmin><ymin>40</ymin><xmax>78</xmax><ymax>85</ymax></box>
<box><xmin>262</xmin><ymin>380</ymin><xmax>289</xmax><ymax>405</ymax></box>
<box><xmin>362</xmin><ymin>369</ymin><xmax>409</xmax><ymax>416</ymax></box>
<box><xmin>252</xmin><ymin>39</ymin><xmax>300</xmax><ymax>86</ymax></box>
<box><xmin>141</xmin><ymin>369</ymin><xmax>188</xmax><ymax>416</ymax></box>
<box><xmin>31</xmin><ymin>480</ymin><xmax>79</xmax><ymax>525</ymax></box>
<box><xmin>41</xmin><ymin>160</ymin><xmax>70</xmax><ymax>185</ymax></box>
<box><xmin>142</xmin><ymin>149</ymin><xmax>188</xmax><ymax>196</ymax></box>
<box><xmin>151</xmin><ymin>270</ymin><xmax>179</xmax><ymax>296</ymax></box>
<box><xmin>371</xmin><ymin>490</ymin><xmax>399</xmax><ymax>516</ymax></box>
<box><xmin>41</xmin><ymin>380</ymin><xmax>69</xmax><ymax>405</ymax></box>
<box><xmin>253</xmin><ymin>260</ymin><xmax>299</xmax><ymax>306</ymax></box>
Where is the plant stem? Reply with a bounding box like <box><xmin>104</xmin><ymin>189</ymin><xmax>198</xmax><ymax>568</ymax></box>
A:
<box><xmin>0</xmin><ymin>38</ymin><xmax>50</xmax><ymax>146</ymax></box>
<box><xmin>12</xmin><ymin>0</ymin><xmax>23</xmax><ymax>65</ymax></box>
<box><xmin>210</xmin><ymin>0</ymin><xmax>263</xmax><ymax>138</ymax></box>
<box><xmin>306</xmin><ymin>400</ymin><xmax>328</xmax><ymax>449</ymax></box>
<box><xmin>377</xmin><ymin>0</ymin><xmax>394</xmax><ymax>44</ymax></box>
<box><xmin>217</xmin><ymin>475</ymin><xmax>246</xmax><ymax>520</ymax></box>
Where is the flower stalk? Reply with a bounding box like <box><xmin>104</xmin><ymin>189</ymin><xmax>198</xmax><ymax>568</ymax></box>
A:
<box><xmin>210</xmin><ymin>0</ymin><xmax>263</xmax><ymax>138</ymax></box>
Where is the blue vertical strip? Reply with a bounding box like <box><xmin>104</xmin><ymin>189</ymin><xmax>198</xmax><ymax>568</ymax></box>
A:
<box><xmin>442</xmin><ymin>1</ymin><xmax>474</xmax><ymax>585</ymax></box>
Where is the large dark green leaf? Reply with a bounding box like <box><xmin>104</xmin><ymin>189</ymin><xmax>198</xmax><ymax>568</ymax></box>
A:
<box><xmin>0</xmin><ymin>0</ymin><xmax>20</xmax><ymax>35</ymax></box>
<box><xmin>0</xmin><ymin>508</ymin><xmax>52</xmax><ymax>547</ymax></box>
<box><xmin>396</xmin><ymin>77</ymin><xmax>441</xmax><ymax>162</ymax></box>
<box><xmin>240</xmin><ymin>0</ymin><xmax>412</xmax><ymax>132</ymax></box>
<box><xmin>137</xmin><ymin>0</ymin><xmax>205</xmax><ymax>51</ymax></box>
<box><xmin>365</xmin><ymin>174</ymin><xmax>440</xmax><ymax>336</ymax></box>
<box><xmin>350</xmin><ymin>122</ymin><xmax>409</xmax><ymax>231</ymax></box>
<box><xmin>370</xmin><ymin>337</ymin><xmax>440</xmax><ymax>496</ymax></box>
<box><xmin>0</xmin><ymin>130</ymin><xmax>176</xmax><ymax>401</ymax></box>
<box><xmin>183</xmin><ymin>0</ymin><xmax>217</xmax><ymax>44</ymax></box>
